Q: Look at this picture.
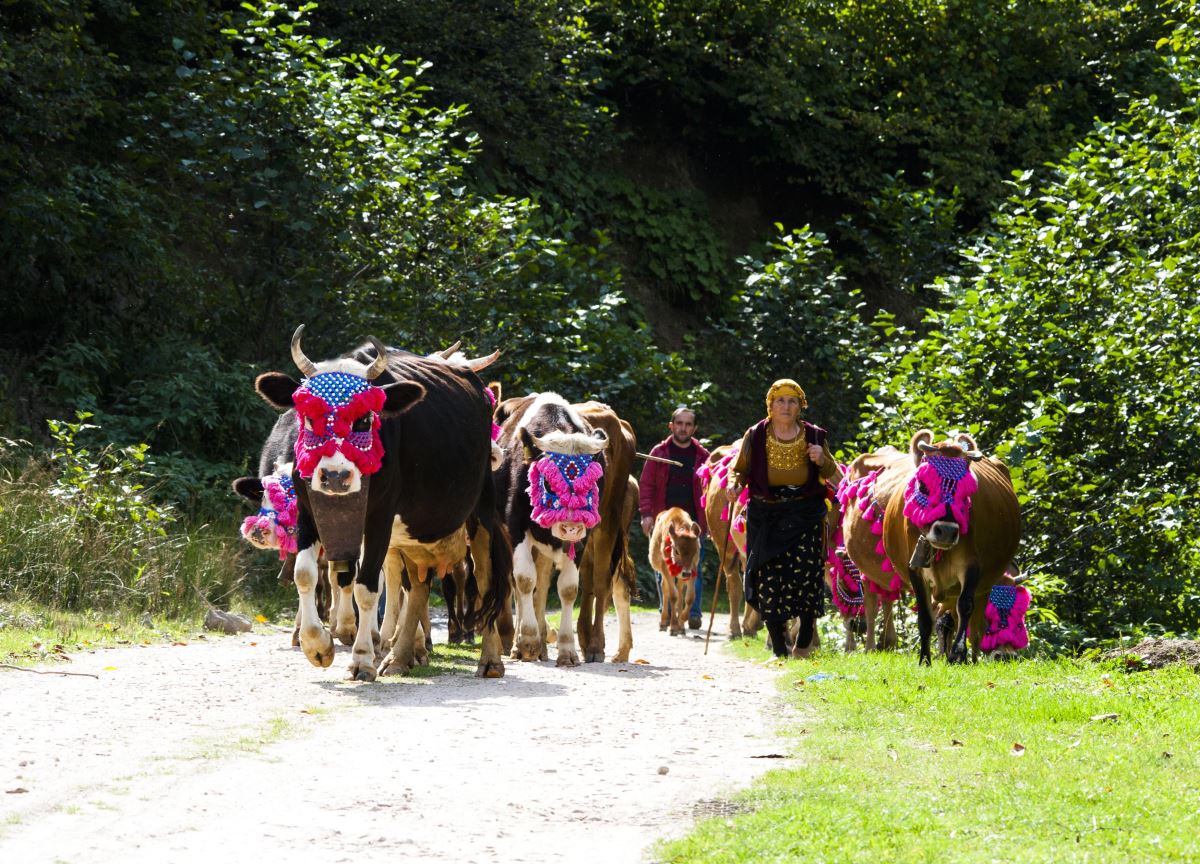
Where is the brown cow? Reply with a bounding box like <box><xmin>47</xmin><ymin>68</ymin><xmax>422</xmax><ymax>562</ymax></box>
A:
<box><xmin>838</xmin><ymin>445</ymin><xmax>910</xmax><ymax>651</ymax></box>
<box><xmin>573</xmin><ymin>402</ymin><xmax>638</xmax><ymax>663</ymax></box>
<box><xmin>649</xmin><ymin>507</ymin><xmax>702</xmax><ymax>636</ymax></box>
<box><xmin>881</xmin><ymin>430</ymin><xmax>1020</xmax><ymax>664</ymax></box>
<box><xmin>699</xmin><ymin>443</ymin><xmax>757</xmax><ymax>639</ymax></box>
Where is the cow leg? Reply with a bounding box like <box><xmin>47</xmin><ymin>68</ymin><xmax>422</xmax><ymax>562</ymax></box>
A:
<box><xmin>742</xmin><ymin>599</ymin><xmax>761</xmax><ymax>638</ymax></box>
<box><xmin>330</xmin><ymin>566</ymin><xmax>357</xmax><ymax>647</ymax></box>
<box><xmin>949</xmin><ymin>565</ymin><xmax>980</xmax><ymax>664</ymax></box>
<box><xmin>295</xmin><ymin>544</ymin><xmax>335</xmax><ymax>668</ymax></box>
<box><xmin>862</xmin><ymin>590</ymin><xmax>878</xmax><ymax>651</ymax></box>
<box><xmin>442</xmin><ymin>574</ymin><xmax>461</xmax><ymax>645</ymax></box>
<box><xmin>533</xmin><ymin>552</ymin><xmax>553</xmax><ymax>662</ymax></box>
<box><xmin>726</xmin><ymin>558</ymin><xmax>743</xmax><ymax>639</ymax></box>
<box><xmin>468</xmin><ymin>520</ymin><xmax>505</xmax><ymax>679</ymax></box>
<box><xmin>610</xmin><ymin>570</ymin><xmax>633</xmax><ymax>663</ymax></box>
<box><xmin>348</xmin><ymin>579</ymin><xmax>382</xmax><ymax>682</ymax></box>
<box><xmin>907</xmin><ymin>568</ymin><xmax>934</xmax><ymax>666</ymax></box>
<box><xmin>379</xmin><ymin>565</ymin><xmax>429</xmax><ymax>675</ymax></box>
<box><xmin>554</xmin><ymin>555</ymin><xmax>581</xmax><ymax>667</ymax></box>
<box><xmin>421</xmin><ymin>591</ymin><xmax>433</xmax><ymax>654</ymax></box>
<box><xmin>680</xmin><ymin>579</ymin><xmax>697</xmax><ymax>636</ymax></box>
<box><xmin>496</xmin><ymin>597</ymin><xmax>515</xmax><ymax>656</ymax></box>
<box><xmin>380</xmin><ymin>548</ymin><xmax>405</xmax><ymax>652</ymax></box>
<box><xmin>670</xmin><ymin>577</ymin><xmax>686</xmax><ymax>636</ymax></box>
<box><xmin>583</xmin><ymin>572</ymin><xmax>611</xmax><ymax>663</ymax></box>
<box><xmin>658</xmin><ymin>572</ymin><xmax>671</xmax><ymax>632</ymax></box>
<box><xmin>511</xmin><ymin>536</ymin><xmax>541</xmax><ymax>661</ymax></box>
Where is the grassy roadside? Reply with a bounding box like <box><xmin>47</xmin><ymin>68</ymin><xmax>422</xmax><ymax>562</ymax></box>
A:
<box><xmin>656</xmin><ymin>638</ymin><xmax>1200</xmax><ymax>863</ymax></box>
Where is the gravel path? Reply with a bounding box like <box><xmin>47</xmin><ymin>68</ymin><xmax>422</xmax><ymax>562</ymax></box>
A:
<box><xmin>0</xmin><ymin>611</ymin><xmax>794</xmax><ymax>863</ymax></box>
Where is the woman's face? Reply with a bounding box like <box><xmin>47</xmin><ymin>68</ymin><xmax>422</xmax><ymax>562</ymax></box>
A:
<box><xmin>771</xmin><ymin>394</ymin><xmax>801</xmax><ymax>421</ymax></box>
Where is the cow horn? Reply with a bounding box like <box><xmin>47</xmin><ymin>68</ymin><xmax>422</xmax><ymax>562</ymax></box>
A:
<box><xmin>290</xmin><ymin>325</ymin><xmax>318</xmax><ymax>378</ymax></box>
<box><xmin>465</xmin><ymin>349</ymin><xmax>501</xmax><ymax>372</ymax></box>
<box><xmin>917</xmin><ymin>442</ymin><xmax>939</xmax><ymax>454</ymax></box>
<box><xmin>364</xmin><ymin>336</ymin><xmax>388</xmax><ymax>380</ymax></box>
<box><xmin>437</xmin><ymin>340</ymin><xmax>462</xmax><ymax>359</ymax></box>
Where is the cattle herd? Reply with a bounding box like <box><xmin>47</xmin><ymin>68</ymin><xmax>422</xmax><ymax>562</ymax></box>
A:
<box><xmin>233</xmin><ymin>327</ymin><xmax>1030</xmax><ymax>681</ymax></box>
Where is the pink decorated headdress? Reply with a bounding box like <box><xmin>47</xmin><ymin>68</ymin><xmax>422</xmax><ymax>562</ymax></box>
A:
<box><xmin>977</xmin><ymin>583</ymin><xmax>1031</xmax><ymax>653</ymax></box>
<box><xmin>240</xmin><ymin>471</ymin><xmax>299</xmax><ymax>559</ymax></box>
<box><xmin>292</xmin><ymin>371</ymin><xmax>386</xmax><ymax>479</ymax></box>
<box><xmin>902</xmin><ymin>454</ymin><xmax>978</xmax><ymax>534</ymax></box>
<box><xmin>527</xmin><ymin>452</ymin><xmax>604</xmax><ymax>559</ymax></box>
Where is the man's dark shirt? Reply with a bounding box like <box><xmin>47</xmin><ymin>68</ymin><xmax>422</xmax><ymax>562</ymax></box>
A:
<box><xmin>665</xmin><ymin>440</ymin><xmax>698</xmax><ymax>517</ymax></box>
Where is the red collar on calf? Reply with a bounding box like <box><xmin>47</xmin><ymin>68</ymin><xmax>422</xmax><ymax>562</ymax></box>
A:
<box><xmin>662</xmin><ymin>534</ymin><xmax>696</xmax><ymax>581</ymax></box>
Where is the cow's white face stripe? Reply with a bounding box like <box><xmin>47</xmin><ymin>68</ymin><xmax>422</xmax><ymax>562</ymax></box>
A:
<box><xmin>517</xmin><ymin>392</ymin><xmax>588</xmax><ymax>435</ymax></box>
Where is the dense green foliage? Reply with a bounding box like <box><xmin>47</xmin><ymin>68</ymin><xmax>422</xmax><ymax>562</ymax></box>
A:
<box><xmin>863</xmin><ymin>8</ymin><xmax>1200</xmax><ymax>638</ymax></box>
<box><xmin>1</xmin><ymin>0</ymin><xmax>1197</xmax><ymax>641</ymax></box>
<box><xmin>0</xmin><ymin>416</ymin><xmax>246</xmax><ymax>614</ymax></box>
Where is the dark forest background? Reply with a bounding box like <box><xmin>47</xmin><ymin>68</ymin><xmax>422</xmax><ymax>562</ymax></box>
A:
<box><xmin>2</xmin><ymin>0</ymin><xmax>1198</xmax><ymax>645</ymax></box>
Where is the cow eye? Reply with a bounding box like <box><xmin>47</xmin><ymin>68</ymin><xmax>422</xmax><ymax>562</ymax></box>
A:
<box><xmin>352</xmin><ymin>414</ymin><xmax>372</xmax><ymax>433</ymax></box>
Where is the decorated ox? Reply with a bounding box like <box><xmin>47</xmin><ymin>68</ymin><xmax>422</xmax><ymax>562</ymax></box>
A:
<box><xmin>573</xmin><ymin>402</ymin><xmax>637</xmax><ymax>663</ymax></box>
<box><xmin>835</xmin><ymin>446</ymin><xmax>910</xmax><ymax>651</ymax></box>
<box><xmin>254</xmin><ymin>326</ymin><xmax>511</xmax><ymax>680</ymax></box>
<box><xmin>698</xmin><ymin>443</ymin><xmax>756</xmax><ymax>639</ymax></box>
<box><xmin>881</xmin><ymin>430</ymin><xmax>1020</xmax><ymax>665</ymax></box>
<box><xmin>232</xmin><ymin>413</ymin><xmax>335</xmax><ymax>646</ymax></box>
<box><xmin>493</xmin><ymin>393</ymin><xmax>609</xmax><ymax>665</ymax></box>
<box><xmin>649</xmin><ymin>507</ymin><xmax>701</xmax><ymax>635</ymax></box>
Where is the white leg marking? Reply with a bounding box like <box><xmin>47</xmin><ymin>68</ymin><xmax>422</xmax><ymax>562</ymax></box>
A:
<box><xmin>555</xmin><ymin>555</ymin><xmax>580</xmax><ymax>667</ymax></box>
<box><xmin>295</xmin><ymin>546</ymin><xmax>334</xmax><ymax>668</ymax></box>
<box><xmin>349</xmin><ymin>581</ymin><xmax>380</xmax><ymax>681</ymax></box>
<box><xmin>512</xmin><ymin>535</ymin><xmax>541</xmax><ymax>660</ymax></box>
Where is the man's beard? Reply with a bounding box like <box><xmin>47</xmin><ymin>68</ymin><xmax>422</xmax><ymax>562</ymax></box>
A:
<box><xmin>671</xmin><ymin>434</ymin><xmax>692</xmax><ymax>446</ymax></box>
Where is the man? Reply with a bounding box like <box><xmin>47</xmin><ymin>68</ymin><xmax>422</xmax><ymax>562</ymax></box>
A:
<box><xmin>640</xmin><ymin>406</ymin><xmax>710</xmax><ymax>629</ymax></box>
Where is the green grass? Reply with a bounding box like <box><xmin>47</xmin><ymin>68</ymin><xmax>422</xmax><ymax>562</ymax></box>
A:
<box><xmin>657</xmin><ymin>645</ymin><xmax>1200</xmax><ymax>863</ymax></box>
<box><xmin>0</xmin><ymin>601</ymin><xmax>205</xmax><ymax>663</ymax></box>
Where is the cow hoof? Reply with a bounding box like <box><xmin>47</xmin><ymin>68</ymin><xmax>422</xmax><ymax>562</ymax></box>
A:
<box><xmin>476</xmin><ymin>659</ymin><xmax>505</xmax><ymax>678</ymax></box>
<box><xmin>335</xmin><ymin>630</ymin><xmax>355</xmax><ymax>647</ymax></box>
<box><xmin>348</xmin><ymin>657</ymin><xmax>377</xmax><ymax>682</ymax></box>
<box><xmin>556</xmin><ymin>645</ymin><xmax>580</xmax><ymax>667</ymax></box>
<box><xmin>516</xmin><ymin>633</ymin><xmax>542</xmax><ymax>662</ymax></box>
<box><xmin>414</xmin><ymin>645</ymin><xmax>430</xmax><ymax>667</ymax></box>
<box><xmin>919</xmin><ymin>652</ymin><xmax>932</xmax><ymax>667</ymax></box>
<box><xmin>584</xmin><ymin>649</ymin><xmax>604</xmax><ymax>663</ymax></box>
<box><xmin>302</xmin><ymin>629</ymin><xmax>336</xmax><ymax>668</ymax></box>
<box><xmin>291</xmin><ymin>628</ymin><xmax>301</xmax><ymax>648</ymax></box>
<box><xmin>610</xmin><ymin>651</ymin><xmax>630</xmax><ymax>663</ymax></box>
<box><xmin>658</xmin><ymin>623</ymin><xmax>668</xmax><ymax>632</ymax></box>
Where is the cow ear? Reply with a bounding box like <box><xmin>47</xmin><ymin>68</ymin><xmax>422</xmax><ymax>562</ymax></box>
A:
<box><xmin>232</xmin><ymin>476</ymin><xmax>264</xmax><ymax>502</ymax></box>
<box><xmin>487</xmin><ymin>381</ymin><xmax>502</xmax><ymax>406</ymax></box>
<box><xmin>256</xmin><ymin>372</ymin><xmax>300</xmax><ymax>411</ymax></box>
<box><xmin>591</xmin><ymin>428</ymin><xmax>608</xmax><ymax>445</ymax></box>
<box><xmin>690</xmin><ymin>521</ymin><xmax>701</xmax><ymax>537</ymax></box>
<box><xmin>380</xmin><ymin>381</ymin><xmax>426</xmax><ymax>416</ymax></box>
<box><xmin>910</xmin><ymin>429</ymin><xmax>934</xmax><ymax>466</ymax></box>
<box><xmin>519</xmin><ymin>426</ymin><xmax>536</xmax><ymax>461</ymax></box>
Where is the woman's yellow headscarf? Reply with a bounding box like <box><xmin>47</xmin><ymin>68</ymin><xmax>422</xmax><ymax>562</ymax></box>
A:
<box><xmin>765</xmin><ymin>378</ymin><xmax>807</xmax><ymax>418</ymax></box>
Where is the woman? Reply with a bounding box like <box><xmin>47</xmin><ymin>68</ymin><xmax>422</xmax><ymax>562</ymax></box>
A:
<box><xmin>732</xmin><ymin>379</ymin><xmax>837</xmax><ymax>659</ymax></box>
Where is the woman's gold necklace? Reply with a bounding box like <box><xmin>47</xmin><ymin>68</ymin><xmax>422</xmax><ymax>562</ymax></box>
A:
<box><xmin>766</xmin><ymin>427</ymin><xmax>805</xmax><ymax>471</ymax></box>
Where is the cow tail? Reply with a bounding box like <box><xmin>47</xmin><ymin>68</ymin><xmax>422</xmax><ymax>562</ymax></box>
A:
<box><xmin>480</xmin><ymin>520</ymin><xmax>512</xmax><ymax>629</ymax></box>
<box><xmin>609</xmin><ymin>524</ymin><xmax>637</xmax><ymax>603</ymax></box>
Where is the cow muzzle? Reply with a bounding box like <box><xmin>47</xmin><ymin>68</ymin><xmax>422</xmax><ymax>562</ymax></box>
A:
<box><xmin>551</xmin><ymin>521</ymin><xmax>587</xmax><ymax>543</ymax></box>
<box><xmin>926</xmin><ymin>519</ymin><xmax>960</xmax><ymax>549</ymax></box>
<box><xmin>310</xmin><ymin>453</ymin><xmax>362</xmax><ymax>496</ymax></box>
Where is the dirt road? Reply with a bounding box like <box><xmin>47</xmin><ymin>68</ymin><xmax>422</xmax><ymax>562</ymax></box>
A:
<box><xmin>1</xmin><ymin>611</ymin><xmax>792</xmax><ymax>863</ymax></box>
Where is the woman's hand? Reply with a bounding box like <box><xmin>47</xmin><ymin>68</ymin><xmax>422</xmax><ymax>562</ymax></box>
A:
<box><xmin>807</xmin><ymin>444</ymin><xmax>824</xmax><ymax>465</ymax></box>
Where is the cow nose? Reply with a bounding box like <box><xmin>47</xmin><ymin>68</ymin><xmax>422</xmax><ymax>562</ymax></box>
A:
<box><xmin>928</xmin><ymin>520</ymin><xmax>960</xmax><ymax>548</ymax></box>
<box><xmin>319</xmin><ymin>468</ymin><xmax>352</xmax><ymax>494</ymax></box>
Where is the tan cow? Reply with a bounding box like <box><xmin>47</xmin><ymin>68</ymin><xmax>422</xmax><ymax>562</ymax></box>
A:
<box><xmin>838</xmin><ymin>445</ymin><xmax>910</xmax><ymax>651</ymax></box>
<box><xmin>649</xmin><ymin>507</ymin><xmax>702</xmax><ymax>635</ymax></box>
<box><xmin>573</xmin><ymin>402</ymin><xmax>638</xmax><ymax>663</ymax></box>
<box><xmin>881</xmin><ymin>430</ymin><xmax>1020</xmax><ymax>664</ymax></box>
<box><xmin>699</xmin><ymin>443</ymin><xmax>757</xmax><ymax>639</ymax></box>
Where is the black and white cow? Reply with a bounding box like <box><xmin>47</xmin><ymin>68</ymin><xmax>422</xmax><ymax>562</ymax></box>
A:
<box><xmin>254</xmin><ymin>325</ymin><xmax>511</xmax><ymax>680</ymax></box>
<box><xmin>494</xmin><ymin>393</ymin><xmax>608</xmax><ymax>666</ymax></box>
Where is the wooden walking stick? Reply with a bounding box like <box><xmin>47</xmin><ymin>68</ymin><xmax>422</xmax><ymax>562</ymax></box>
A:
<box><xmin>704</xmin><ymin>498</ymin><xmax>736</xmax><ymax>655</ymax></box>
